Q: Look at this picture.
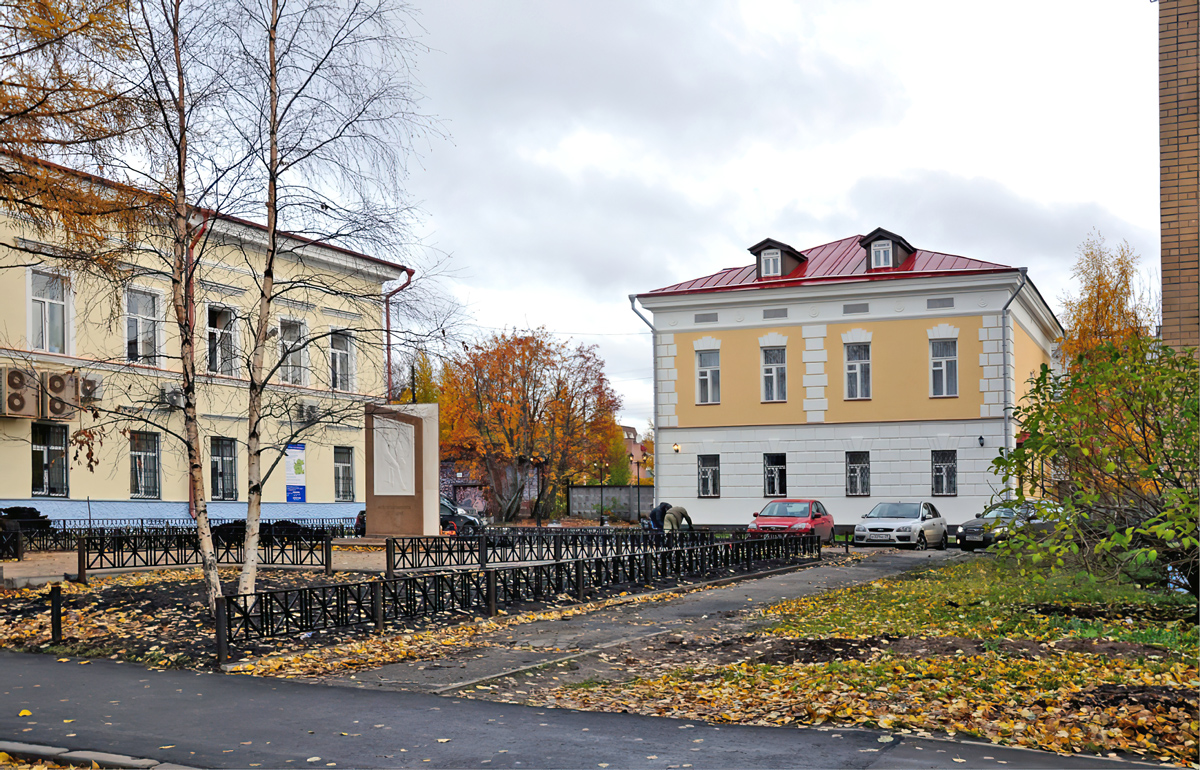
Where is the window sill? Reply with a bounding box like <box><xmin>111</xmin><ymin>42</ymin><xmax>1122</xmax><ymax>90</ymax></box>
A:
<box><xmin>931</xmin><ymin>494</ymin><xmax>957</xmax><ymax>497</ymax></box>
<box><xmin>846</xmin><ymin>494</ymin><xmax>871</xmax><ymax>497</ymax></box>
<box><xmin>695</xmin><ymin>401</ymin><xmax>720</xmax><ymax>406</ymax></box>
<box><xmin>844</xmin><ymin>397</ymin><xmax>872</xmax><ymax>401</ymax></box>
<box><xmin>761</xmin><ymin>399</ymin><xmax>787</xmax><ymax>404</ymax></box>
<box><xmin>929</xmin><ymin>394</ymin><xmax>959</xmax><ymax>399</ymax></box>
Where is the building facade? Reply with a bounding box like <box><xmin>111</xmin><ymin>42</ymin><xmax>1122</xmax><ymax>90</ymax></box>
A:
<box><xmin>0</xmin><ymin>210</ymin><xmax>408</xmax><ymax>520</ymax></box>
<box><xmin>634</xmin><ymin>230</ymin><xmax>1062</xmax><ymax>526</ymax></box>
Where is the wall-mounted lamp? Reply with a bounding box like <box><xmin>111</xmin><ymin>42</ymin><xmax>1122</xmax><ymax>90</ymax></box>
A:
<box><xmin>978</xmin><ymin>436</ymin><xmax>985</xmax><ymax>447</ymax></box>
<box><xmin>672</xmin><ymin>443</ymin><xmax>680</xmax><ymax>453</ymax></box>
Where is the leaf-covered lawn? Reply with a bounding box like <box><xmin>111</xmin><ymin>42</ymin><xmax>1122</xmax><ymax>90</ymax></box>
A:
<box><xmin>529</xmin><ymin>560</ymin><xmax>1199</xmax><ymax>764</ymax></box>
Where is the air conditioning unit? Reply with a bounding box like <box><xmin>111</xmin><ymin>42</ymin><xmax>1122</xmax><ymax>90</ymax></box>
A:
<box><xmin>295</xmin><ymin>400</ymin><xmax>320</xmax><ymax>425</ymax></box>
<box><xmin>41</xmin><ymin>371</ymin><xmax>80</xmax><ymax>420</ymax></box>
<box><xmin>0</xmin><ymin>368</ymin><xmax>39</xmax><ymax>418</ymax></box>
<box><xmin>80</xmin><ymin>374</ymin><xmax>104</xmax><ymax>403</ymax></box>
<box><xmin>159</xmin><ymin>385</ymin><xmax>185</xmax><ymax>410</ymax></box>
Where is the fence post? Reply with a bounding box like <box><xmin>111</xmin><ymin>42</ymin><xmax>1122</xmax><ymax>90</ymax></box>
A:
<box><xmin>479</xmin><ymin>533</ymin><xmax>488</xmax><ymax>570</ymax></box>
<box><xmin>372</xmin><ymin>581</ymin><xmax>384</xmax><ymax>633</ymax></box>
<box><xmin>75</xmin><ymin>536</ymin><xmax>87</xmax><ymax>585</ymax></box>
<box><xmin>643</xmin><ymin>551</ymin><xmax>652</xmax><ymax>583</ymax></box>
<box><xmin>50</xmin><ymin>584</ymin><xmax>62</xmax><ymax>643</ymax></box>
<box><xmin>844</xmin><ymin>532</ymin><xmax>850</xmax><ymax>555</ymax></box>
<box><xmin>323</xmin><ymin>533</ymin><xmax>333</xmax><ymax>576</ymax></box>
<box><xmin>574</xmin><ymin>560</ymin><xmax>585</xmax><ymax>600</ymax></box>
<box><xmin>215</xmin><ymin>598</ymin><xmax>229</xmax><ymax>666</ymax></box>
<box><xmin>385</xmin><ymin>539</ymin><xmax>395</xmax><ymax>580</ymax></box>
<box><xmin>15</xmin><ymin>532</ymin><xmax>24</xmax><ymax>561</ymax></box>
<box><xmin>485</xmin><ymin>570</ymin><xmax>497</xmax><ymax>617</ymax></box>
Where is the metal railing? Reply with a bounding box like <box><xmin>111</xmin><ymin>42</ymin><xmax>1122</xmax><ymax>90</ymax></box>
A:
<box><xmin>19</xmin><ymin>518</ymin><xmax>357</xmax><ymax>553</ymax></box>
<box><xmin>75</xmin><ymin>532</ymin><xmax>332</xmax><ymax>582</ymax></box>
<box><xmin>217</xmin><ymin>534</ymin><xmax>821</xmax><ymax>660</ymax></box>
<box><xmin>0</xmin><ymin>531</ymin><xmax>22</xmax><ymax>560</ymax></box>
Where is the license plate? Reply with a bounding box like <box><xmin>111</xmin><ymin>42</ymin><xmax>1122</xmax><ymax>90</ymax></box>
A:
<box><xmin>867</xmin><ymin>533</ymin><xmax>891</xmax><ymax>541</ymax></box>
<box><xmin>966</xmin><ymin>534</ymin><xmax>983</xmax><ymax>541</ymax></box>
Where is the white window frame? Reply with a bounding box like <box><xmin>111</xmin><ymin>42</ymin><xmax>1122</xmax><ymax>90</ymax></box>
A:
<box><xmin>278</xmin><ymin>317</ymin><xmax>307</xmax><ymax>386</ymax></box>
<box><xmin>763</xmin><ymin>453</ymin><xmax>786</xmax><ymax>497</ymax></box>
<box><xmin>932</xmin><ymin>450</ymin><xmax>957</xmax><ymax>496</ymax></box>
<box><xmin>844</xmin><ymin>343</ymin><xmax>871</xmax><ymax>400</ymax></box>
<box><xmin>930</xmin><ymin>339</ymin><xmax>959</xmax><ymax>397</ymax></box>
<box><xmin>125</xmin><ymin>286</ymin><xmax>163</xmax><ymax>366</ymax></box>
<box><xmin>761</xmin><ymin>248</ymin><xmax>782</xmax><ymax>277</ymax></box>
<box><xmin>206</xmin><ymin>304</ymin><xmax>238</xmax><ymax>376</ymax></box>
<box><xmin>696</xmin><ymin>350</ymin><xmax>720</xmax><ymax>405</ymax></box>
<box><xmin>211</xmin><ymin>436</ymin><xmax>238</xmax><ymax>501</ymax></box>
<box><xmin>697</xmin><ymin>455</ymin><xmax>720</xmax><ymax>498</ymax></box>
<box><xmin>871</xmin><ymin>240</ymin><xmax>892</xmax><ymax>269</ymax></box>
<box><xmin>761</xmin><ymin>347</ymin><xmax>786</xmax><ymax>402</ymax></box>
<box><xmin>333</xmin><ymin>446</ymin><xmax>355</xmax><ymax>502</ymax></box>
<box><xmin>29</xmin><ymin>269</ymin><xmax>70</xmax><ymax>355</ymax></box>
<box><xmin>329</xmin><ymin>328</ymin><xmax>355</xmax><ymax>391</ymax></box>
<box><xmin>129</xmin><ymin>431</ymin><xmax>161</xmax><ymax>499</ymax></box>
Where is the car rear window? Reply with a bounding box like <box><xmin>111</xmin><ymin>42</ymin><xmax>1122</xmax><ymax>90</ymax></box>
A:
<box><xmin>760</xmin><ymin>502</ymin><xmax>809</xmax><ymax>517</ymax></box>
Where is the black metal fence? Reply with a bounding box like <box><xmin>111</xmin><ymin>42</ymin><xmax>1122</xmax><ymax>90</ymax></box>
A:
<box><xmin>0</xmin><ymin>531</ymin><xmax>22</xmax><ymax>560</ymax></box>
<box><xmin>76</xmin><ymin>532</ymin><xmax>331</xmax><ymax>581</ymax></box>
<box><xmin>218</xmin><ymin>534</ymin><xmax>820</xmax><ymax>658</ymax></box>
<box><xmin>19</xmin><ymin>518</ymin><xmax>357</xmax><ymax>553</ymax></box>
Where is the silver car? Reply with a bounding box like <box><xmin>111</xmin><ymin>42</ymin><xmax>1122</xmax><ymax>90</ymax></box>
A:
<box><xmin>854</xmin><ymin>501</ymin><xmax>949</xmax><ymax>550</ymax></box>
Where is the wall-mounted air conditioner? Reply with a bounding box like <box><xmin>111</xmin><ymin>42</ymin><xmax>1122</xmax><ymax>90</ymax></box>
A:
<box><xmin>80</xmin><ymin>373</ymin><xmax>104</xmax><ymax>403</ymax></box>
<box><xmin>295</xmin><ymin>400</ymin><xmax>320</xmax><ymax>425</ymax></box>
<box><xmin>1</xmin><ymin>368</ymin><xmax>40</xmax><ymax>418</ymax></box>
<box><xmin>41</xmin><ymin>371</ymin><xmax>80</xmax><ymax>420</ymax></box>
<box><xmin>159</xmin><ymin>385</ymin><xmax>185</xmax><ymax>410</ymax></box>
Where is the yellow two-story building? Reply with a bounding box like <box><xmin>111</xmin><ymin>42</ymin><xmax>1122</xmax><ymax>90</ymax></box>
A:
<box><xmin>633</xmin><ymin>228</ymin><xmax>1061</xmax><ymax>525</ymax></box>
<box><xmin>0</xmin><ymin>204</ymin><xmax>408</xmax><ymax>521</ymax></box>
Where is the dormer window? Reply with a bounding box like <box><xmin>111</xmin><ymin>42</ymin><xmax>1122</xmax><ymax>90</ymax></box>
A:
<box><xmin>761</xmin><ymin>249</ymin><xmax>782</xmax><ymax>277</ymax></box>
<box><xmin>871</xmin><ymin>240</ymin><xmax>892</xmax><ymax>269</ymax></box>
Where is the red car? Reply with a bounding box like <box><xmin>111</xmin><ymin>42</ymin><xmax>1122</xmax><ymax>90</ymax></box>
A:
<box><xmin>747</xmin><ymin>499</ymin><xmax>835</xmax><ymax>543</ymax></box>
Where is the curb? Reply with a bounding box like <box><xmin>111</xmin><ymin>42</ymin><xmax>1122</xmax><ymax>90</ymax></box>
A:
<box><xmin>0</xmin><ymin>740</ymin><xmax>198</xmax><ymax>770</ymax></box>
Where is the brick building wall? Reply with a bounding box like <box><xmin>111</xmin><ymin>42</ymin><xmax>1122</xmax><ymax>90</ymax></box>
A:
<box><xmin>1161</xmin><ymin>0</ymin><xmax>1199</xmax><ymax>349</ymax></box>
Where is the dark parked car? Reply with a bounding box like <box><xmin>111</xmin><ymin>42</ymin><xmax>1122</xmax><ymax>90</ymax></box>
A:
<box><xmin>0</xmin><ymin>506</ymin><xmax>51</xmax><ymax>532</ymax></box>
<box><xmin>211</xmin><ymin>519</ymin><xmax>322</xmax><ymax>545</ymax></box>
<box><xmin>747</xmin><ymin>500</ymin><xmax>835</xmax><ymax>543</ymax></box>
<box><xmin>958</xmin><ymin>501</ymin><xmax>1060</xmax><ymax>551</ymax></box>
<box><xmin>440</xmin><ymin>496</ymin><xmax>485</xmax><ymax>536</ymax></box>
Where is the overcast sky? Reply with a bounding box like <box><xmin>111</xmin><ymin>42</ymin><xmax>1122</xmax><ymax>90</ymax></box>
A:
<box><xmin>404</xmin><ymin>0</ymin><xmax>1160</xmax><ymax>431</ymax></box>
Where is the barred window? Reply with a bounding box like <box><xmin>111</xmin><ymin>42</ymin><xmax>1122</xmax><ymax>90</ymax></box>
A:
<box><xmin>698</xmin><ymin>455</ymin><xmax>720</xmax><ymax>498</ymax></box>
<box><xmin>932</xmin><ymin>450</ymin><xmax>957</xmax><ymax>496</ymax></box>
<box><xmin>31</xmin><ymin>423</ymin><xmax>68</xmax><ymax>497</ymax></box>
<box><xmin>211</xmin><ymin>437</ymin><xmax>238</xmax><ymax>501</ymax></box>
<box><xmin>762</xmin><ymin>347</ymin><xmax>786</xmax><ymax>402</ymax></box>
<box><xmin>763</xmin><ymin>453</ymin><xmax>786</xmax><ymax>497</ymax></box>
<box><xmin>931</xmin><ymin>339</ymin><xmax>958</xmax><ymax>397</ymax></box>
<box><xmin>846</xmin><ymin>451</ymin><xmax>870</xmax><ymax>496</ymax></box>
<box><xmin>334</xmin><ymin>446</ymin><xmax>355</xmax><ymax>502</ymax></box>
<box><xmin>130</xmin><ymin>431</ymin><xmax>160</xmax><ymax>499</ymax></box>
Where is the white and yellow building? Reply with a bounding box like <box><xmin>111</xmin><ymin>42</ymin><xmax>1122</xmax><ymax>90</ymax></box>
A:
<box><xmin>0</xmin><ymin>207</ymin><xmax>408</xmax><ymax>520</ymax></box>
<box><xmin>633</xmin><ymin>229</ymin><xmax>1062</xmax><ymax>525</ymax></box>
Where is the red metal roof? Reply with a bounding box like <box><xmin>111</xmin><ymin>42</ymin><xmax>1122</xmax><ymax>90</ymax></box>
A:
<box><xmin>642</xmin><ymin>235</ymin><xmax>1014</xmax><ymax>298</ymax></box>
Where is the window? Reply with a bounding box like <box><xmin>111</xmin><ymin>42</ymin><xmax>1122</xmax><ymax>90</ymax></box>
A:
<box><xmin>697</xmin><ymin>455</ymin><xmax>720</xmax><ymax>497</ymax></box>
<box><xmin>279</xmin><ymin>320</ymin><xmax>304</xmax><ymax>385</ymax></box>
<box><xmin>845</xmin><ymin>343</ymin><xmax>871</xmax><ymax>399</ymax></box>
<box><xmin>329</xmin><ymin>331</ymin><xmax>353</xmax><ymax>390</ymax></box>
<box><xmin>694</xmin><ymin>312</ymin><xmax>718</xmax><ymax>324</ymax></box>
<box><xmin>763</xmin><ymin>453</ymin><xmax>786</xmax><ymax>497</ymax></box>
<box><xmin>696</xmin><ymin>350</ymin><xmax>720</xmax><ymax>404</ymax></box>
<box><xmin>126</xmin><ymin>290</ymin><xmax>158</xmax><ymax>365</ymax></box>
<box><xmin>931</xmin><ymin>339</ymin><xmax>958</xmax><ymax>397</ymax></box>
<box><xmin>871</xmin><ymin>240</ymin><xmax>892</xmax><ymax>268</ymax></box>
<box><xmin>207</xmin><ymin>307</ymin><xmax>236</xmax><ymax>375</ymax></box>
<box><xmin>762</xmin><ymin>347</ymin><xmax>786</xmax><ymax>402</ymax></box>
<box><xmin>843</xmin><ymin>302</ymin><xmax>869</xmax><ymax>315</ymax></box>
<box><xmin>927</xmin><ymin>297</ymin><xmax>954</xmax><ymax>309</ymax></box>
<box><xmin>31</xmin><ymin>423</ymin><xmax>68</xmax><ymax>496</ymax></box>
<box><xmin>761</xmin><ymin>249</ymin><xmax>781</xmax><ymax>277</ymax></box>
<box><xmin>334</xmin><ymin>446</ymin><xmax>355</xmax><ymax>502</ymax></box>
<box><xmin>932</xmin><ymin>450</ymin><xmax>957</xmax><ymax>496</ymax></box>
<box><xmin>130</xmin><ymin>432</ymin><xmax>160</xmax><ymax>499</ymax></box>
<box><xmin>211</xmin><ymin>437</ymin><xmax>238</xmax><ymax>501</ymax></box>
<box><xmin>846</xmin><ymin>451</ymin><xmax>870</xmax><ymax>496</ymax></box>
<box><xmin>763</xmin><ymin>308</ymin><xmax>788</xmax><ymax>319</ymax></box>
<box><xmin>31</xmin><ymin>271</ymin><xmax>66</xmax><ymax>353</ymax></box>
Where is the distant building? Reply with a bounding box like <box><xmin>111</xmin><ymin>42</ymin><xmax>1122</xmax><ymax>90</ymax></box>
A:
<box><xmin>634</xmin><ymin>229</ymin><xmax>1061</xmax><ymax>525</ymax></box>
<box><xmin>620</xmin><ymin>424</ymin><xmax>649</xmax><ymax>483</ymax></box>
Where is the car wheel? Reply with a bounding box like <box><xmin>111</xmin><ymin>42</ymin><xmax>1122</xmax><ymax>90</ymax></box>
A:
<box><xmin>937</xmin><ymin>532</ymin><xmax>948</xmax><ymax>550</ymax></box>
<box><xmin>959</xmin><ymin>542</ymin><xmax>975</xmax><ymax>552</ymax></box>
<box><xmin>915</xmin><ymin>532</ymin><xmax>928</xmax><ymax>551</ymax></box>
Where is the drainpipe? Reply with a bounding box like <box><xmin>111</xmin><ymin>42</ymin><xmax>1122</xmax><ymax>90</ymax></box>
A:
<box><xmin>1000</xmin><ymin>267</ymin><xmax>1028</xmax><ymax>499</ymax></box>
<box><xmin>629</xmin><ymin>295</ymin><xmax>657</xmax><ymax>510</ymax></box>
<box><xmin>384</xmin><ymin>267</ymin><xmax>416</xmax><ymax>402</ymax></box>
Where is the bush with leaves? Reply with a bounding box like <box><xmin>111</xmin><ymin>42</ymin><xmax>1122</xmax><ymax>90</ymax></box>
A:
<box><xmin>991</xmin><ymin>337</ymin><xmax>1197</xmax><ymax>594</ymax></box>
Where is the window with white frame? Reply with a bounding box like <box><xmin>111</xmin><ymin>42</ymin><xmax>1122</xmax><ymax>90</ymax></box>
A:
<box><xmin>329</xmin><ymin>331</ymin><xmax>353</xmax><ymax>391</ymax></box>
<box><xmin>932</xmin><ymin>450</ymin><xmax>957</xmax><ymax>496</ymax></box>
<box><xmin>31</xmin><ymin>423</ymin><xmax>68</xmax><ymax>497</ymax></box>
<box><xmin>334</xmin><ymin>446</ymin><xmax>355</xmax><ymax>501</ymax></box>
<box><xmin>126</xmin><ymin>289</ymin><xmax>158</xmax><ymax>365</ymax></box>
<box><xmin>31</xmin><ymin>271</ymin><xmax>66</xmax><ymax>353</ymax></box>
<box><xmin>129</xmin><ymin>431</ymin><xmax>160</xmax><ymax>499</ymax></box>
<box><xmin>211</xmin><ymin>436</ymin><xmax>238</xmax><ymax>501</ymax></box>
<box><xmin>871</xmin><ymin>240</ymin><xmax>892</xmax><ymax>269</ymax></box>
<box><xmin>845</xmin><ymin>343</ymin><xmax>871</xmax><ymax>399</ymax></box>
<box><xmin>207</xmin><ymin>307</ymin><xmax>236</xmax><ymax>375</ymax></box>
<box><xmin>697</xmin><ymin>455</ymin><xmax>720</xmax><ymax>497</ymax></box>
<box><xmin>279</xmin><ymin>319</ymin><xmax>305</xmax><ymax>385</ymax></box>
<box><xmin>846</xmin><ymin>451</ymin><xmax>870</xmax><ymax>496</ymax></box>
<box><xmin>763</xmin><ymin>453</ymin><xmax>786</xmax><ymax>497</ymax></box>
<box><xmin>761</xmin><ymin>249</ymin><xmax>781</xmax><ymax>277</ymax></box>
<box><xmin>696</xmin><ymin>350</ymin><xmax>720</xmax><ymax>404</ymax></box>
<box><xmin>762</xmin><ymin>347</ymin><xmax>786</xmax><ymax>402</ymax></box>
<box><xmin>930</xmin><ymin>339</ymin><xmax>958</xmax><ymax>397</ymax></box>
